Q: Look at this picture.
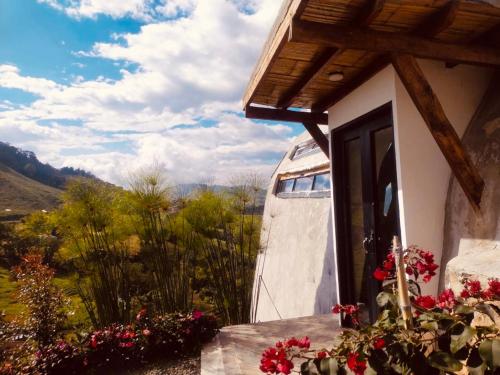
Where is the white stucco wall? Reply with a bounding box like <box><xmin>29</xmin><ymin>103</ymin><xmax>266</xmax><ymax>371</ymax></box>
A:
<box><xmin>328</xmin><ymin>60</ymin><xmax>492</xmax><ymax>297</ymax></box>
<box><xmin>251</xmin><ymin>130</ymin><xmax>336</xmax><ymax>322</ymax></box>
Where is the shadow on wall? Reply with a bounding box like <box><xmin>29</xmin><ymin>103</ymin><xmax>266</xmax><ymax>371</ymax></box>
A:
<box><xmin>440</xmin><ymin>72</ymin><xmax>500</xmax><ymax>290</ymax></box>
<box><xmin>314</xmin><ymin>209</ymin><xmax>338</xmax><ymax>314</ymax></box>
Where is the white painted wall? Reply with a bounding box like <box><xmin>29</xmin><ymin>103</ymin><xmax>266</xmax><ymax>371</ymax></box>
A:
<box><xmin>252</xmin><ymin>130</ymin><xmax>337</xmax><ymax>322</ymax></box>
<box><xmin>328</xmin><ymin>60</ymin><xmax>492</xmax><ymax>297</ymax></box>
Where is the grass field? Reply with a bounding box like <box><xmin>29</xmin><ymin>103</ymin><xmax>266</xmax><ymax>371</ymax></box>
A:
<box><xmin>0</xmin><ymin>266</ymin><xmax>23</xmax><ymax>319</ymax></box>
<box><xmin>0</xmin><ymin>266</ymin><xmax>90</xmax><ymax>328</ymax></box>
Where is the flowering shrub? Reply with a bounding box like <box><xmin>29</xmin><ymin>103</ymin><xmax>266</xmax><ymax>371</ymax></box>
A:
<box><xmin>0</xmin><ymin>309</ymin><xmax>218</xmax><ymax>374</ymax></box>
<box><xmin>11</xmin><ymin>255</ymin><xmax>70</xmax><ymax>347</ymax></box>
<box><xmin>259</xmin><ymin>246</ymin><xmax>500</xmax><ymax>374</ymax></box>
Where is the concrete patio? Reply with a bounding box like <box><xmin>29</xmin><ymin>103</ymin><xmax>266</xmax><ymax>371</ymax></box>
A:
<box><xmin>201</xmin><ymin>314</ymin><xmax>341</xmax><ymax>375</ymax></box>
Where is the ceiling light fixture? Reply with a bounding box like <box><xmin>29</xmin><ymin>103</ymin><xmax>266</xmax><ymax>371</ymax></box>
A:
<box><xmin>328</xmin><ymin>72</ymin><xmax>344</xmax><ymax>82</ymax></box>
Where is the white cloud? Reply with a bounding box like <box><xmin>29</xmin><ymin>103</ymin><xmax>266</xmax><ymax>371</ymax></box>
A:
<box><xmin>0</xmin><ymin>65</ymin><xmax>63</xmax><ymax>96</ymax></box>
<box><xmin>1</xmin><ymin>0</ymin><xmax>292</xmax><ymax>185</ymax></box>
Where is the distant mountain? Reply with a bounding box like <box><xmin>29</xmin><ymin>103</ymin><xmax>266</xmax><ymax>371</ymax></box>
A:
<box><xmin>0</xmin><ymin>142</ymin><xmax>97</xmax><ymax>220</ymax></box>
<box><xmin>0</xmin><ymin>162</ymin><xmax>62</xmax><ymax>220</ymax></box>
<box><xmin>0</xmin><ymin>142</ymin><xmax>95</xmax><ymax>189</ymax></box>
<box><xmin>176</xmin><ymin>183</ymin><xmax>267</xmax><ymax>214</ymax></box>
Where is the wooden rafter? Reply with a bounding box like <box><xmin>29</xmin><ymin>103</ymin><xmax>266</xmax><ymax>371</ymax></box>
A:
<box><xmin>302</xmin><ymin>121</ymin><xmax>329</xmax><ymax>157</ymax></box>
<box><xmin>245</xmin><ymin>106</ymin><xmax>329</xmax><ymax>158</ymax></box>
<box><xmin>391</xmin><ymin>54</ymin><xmax>484</xmax><ymax>211</ymax></box>
<box><xmin>245</xmin><ymin>105</ymin><xmax>328</xmax><ymax>125</ymax></box>
<box><xmin>276</xmin><ymin>0</ymin><xmax>385</xmax><ymax>109</ymax></box>
<box><xmin>415</xmin><ymin>1</ymin><xmax>459</xmax><ymax>38</ymax></box>
<box><xmin>243</xmin><ymin>0</ymin><xmax>309</xmax><ymax>108</ymax></box>
<box><xmin>310</xmin><ymin>2</ymin><xmax>486</xmax><ymax>113</ymax></box>
<box><xmin>447</xmin><ymin>21</ymin><xmax>500</xmax><ymax>68</ymax></box>
<box><xmin>289</xmin><ymin>20</ymin><xmax>500</xmax><ymax>68</ymax></box>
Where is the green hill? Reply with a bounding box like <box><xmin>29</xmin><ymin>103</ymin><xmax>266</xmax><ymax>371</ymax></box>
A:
<box><xmin>0</xmin><ymin>162</ymin><xmax>62</xmax><ymax>220</ymax></box>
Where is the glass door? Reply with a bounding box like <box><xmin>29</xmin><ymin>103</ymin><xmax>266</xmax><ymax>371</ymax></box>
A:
<box><xmin>332</xmin><ymin>103</ymin><xmax>400</xmax><ymax>322</ymax></box>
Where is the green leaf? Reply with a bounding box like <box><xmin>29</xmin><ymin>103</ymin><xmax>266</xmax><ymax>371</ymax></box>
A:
<box><xmin>454</xmin><ymin>305</ymin><xmax>474</xmax><ymax>315</ymax></box>
<box><xmin>420</xmin><ymin>320</ymin><xmax>439</xmax><ymax>331</ymax></box>
<box><xmin>318</xmin><ymin>358</ymin><xmax>340</xmax><ymax>374</ymax></box>
<box><xmin>376</xmin><ymin>291</ymin><xmax>396</xmax><ymax>307</ymax></box>
<box><xmin>451</xmin><ymin>325</ymin><xmax>476</xmax><ymax>353</ymax></box>
<box><xmin>428</xmin><ymin>351</ymin><xmax>464</xmax><ymax>372</ymax></box>
<box><xmin>475</xmin><ymin>303</ymin><xmax>500</xmax><ymax>324</ymax></box>
<box><xmin>479</xmin><ymin>339</ymin><xmax>500</xmax><ymax>369</ymax></box>
<box><xmin>301</xmin><ymin>360</ymin><xmax>320</xmax><ymax>375</ymax></box>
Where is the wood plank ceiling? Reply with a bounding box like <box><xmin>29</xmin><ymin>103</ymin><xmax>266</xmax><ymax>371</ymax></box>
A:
<box><xmin>243</xmin><ymin>0</ymin><xmax>500</xmax><ymax>113</ymax></box>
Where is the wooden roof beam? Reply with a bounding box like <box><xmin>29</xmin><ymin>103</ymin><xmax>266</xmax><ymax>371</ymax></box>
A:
<box><xmin>289</xmin><ymin>20</ymin><xmax>500</xmax><ymax>68</ymax></box>
<box><xmin>276</xmin><ymin>0</ymin><xmax>385</xmax><ymax>109</ymax></box>
<box><xmin>392</xmin><ymin>54</ymin><xmax>484</xmax><ymax>211</ymax></box>
<box><xmin>310</xmin><ymin>2</ymin><xmax>461</xmax><ymax>113</ymax></box>
<box><xmin>415</xmin><ymin>1</ymin><xmax>459</xmax><ymax>38</ymax></box>
<box><xmin>245</xmin><ymin>105</ymin><xmax>328</xmax><ymax>125</ymax></box>
<box><xmin>302</xmin><ymin>121</ymin><xmax>329</xmax><ymax>158</ymax></box>
<box><xmin>245</xmin><ymin>105</ymin><xmax>329</xmax><ymax>157</ymax></box>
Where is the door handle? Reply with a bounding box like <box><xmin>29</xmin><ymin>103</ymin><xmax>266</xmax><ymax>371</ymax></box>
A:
<box><xmin>363</xmin><ymin>230</ymin><xmax>375</xmax><ymax>254</ymax></box>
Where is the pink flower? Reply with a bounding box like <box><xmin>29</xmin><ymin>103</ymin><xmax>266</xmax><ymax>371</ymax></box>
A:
<box><xmin>142</xmin><ymin>329</ymin><xmax>151</xmax><ymax>336</ymax></box>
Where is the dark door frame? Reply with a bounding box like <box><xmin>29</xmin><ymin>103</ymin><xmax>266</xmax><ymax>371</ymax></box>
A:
<box><xmin>331</xmin><ymin>102</ymin><xmax>399</xmax><ymax>321</ymax></box>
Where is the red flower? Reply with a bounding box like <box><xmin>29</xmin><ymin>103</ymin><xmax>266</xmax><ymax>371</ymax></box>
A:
<box><xmin>483</xmin><ymin>279</ymin><xmax>500</xmax><ymax>299</ymax></box>
<box><xmin>460</xmin><ymin>289</ymin><xmax>471</xmax><ymax>298</ymax></box>
<box><xmin>373</xmin><ymin>268</ymin><xmax>388</xmax><ymax>281</ymax></box>
<box><xmin>405</xmin><ymin>266</ymin><xmax>413</xmax><ymax>276</ymax></box>
<box><xmin>260</xmin><ymin>345</ymin><xmax>294</xmax><ymax>374</ymax></box>
<box><xmin>467</xmin><ymin>280</ymin><xmax>482</xmax><ymax>295</ymax></box>
<box><xmin>136</xmin><ymin>307</ymin><xmax>147</xmax><ymax>321</ymax></box>
<box><xmin>119</xmin><ymin>341</ymin><xmax>134</xmax><ymax>348</ymax></box>
<box><xmin>437</xmin><ymin>289</ymin><xmax>456</xmax><ymax>309</ymax></box>
<box><xmin>89</xmin><ymin>335</ymin><xmax>97</xmax><ymax>349</ymax></box>
<box><xmin>347</xmin><ymin>352</ymin><xmax>367</xmax><ymax>375</ymax></box>
<box><xmin>332</xmin><ymin>304</ymin><xmax>342</xmax><ymax>314</ymax></box>
<box><xmin>414</xmin><ymin>295</ymin><xmax>436</xmax><ymax>310</ymax></box>
<box><xmin>297</xmin><ymin>336</ymin><xmax>310</xmax><ymax>349</ymax></box>
<box><xmin>373</xmin><ymin>338</ymin><xmax>386</xmax><ymax>350</ymax></box>
<box><xmin>422</xmin><ymin>251</ymin><xmax>434</xmax><ymax>264</ymax></box>
<box><xmin>383</xmin><ymin>259</ymin><xmax>394</xmax><ymax>271</ymax></box>
<box><xmin>423</xmin><ymin>273</ymin><xmax>434</xmax><ymax>283</ymax></box>
<box><xmin>276</xmin><ymin>360</ymin><xmax>293</xmax><ymax>374</ymax></box>
<box><xmin>285</xmin><ymin>337</ymin><xmax>298</xmax><ymax>348</ymax></box>
<box><xmin>192</xmin><ymin>310</ymin><xmax>204</xmax><ymax>320</ymax></box>
<box><xmin>317</xmin><ymin>351</ymin><xmax>327</xmax><ymax>359</ymax></box>
<box><xmin>415</xmin><ymin>261</ymin><xmax>427</xmax><ymax>275</ymax></box>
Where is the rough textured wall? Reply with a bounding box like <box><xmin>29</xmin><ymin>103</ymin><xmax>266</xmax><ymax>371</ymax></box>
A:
<box><xmin>251</xmin><ymin>130</ymin><xmax>337</xmax><ymax>323</ymax></box>
<box><xmin>441</xmin><ymin>73</ymin><xmax>500</xmax><ymax>291</ymax></box>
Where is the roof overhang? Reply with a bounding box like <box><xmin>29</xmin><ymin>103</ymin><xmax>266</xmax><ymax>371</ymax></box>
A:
<box><xmin>243</xmin><ymin>0</ymin><xmax>500</xmax><ymax>113</ymax></box>
<box><xmin>243</xmin><ymin>0</ymin><xmax>500</xmax><ymax>211</ymax></box>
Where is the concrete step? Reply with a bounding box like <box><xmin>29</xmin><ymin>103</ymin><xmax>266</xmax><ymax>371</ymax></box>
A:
<box><xmin>201</xmin><ymin>314</ymin><xmax>341</xmax><ymax>375</ymax></box>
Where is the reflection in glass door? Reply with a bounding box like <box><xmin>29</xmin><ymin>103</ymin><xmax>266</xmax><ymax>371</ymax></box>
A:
<box><xmin>332</xmin><ymin>103</ymin><xmax>400</xmax><ymax>323</ymax></box>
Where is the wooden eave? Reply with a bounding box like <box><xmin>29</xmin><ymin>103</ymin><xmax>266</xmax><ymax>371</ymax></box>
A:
<box><xmin>243</xmin><ymin>0</ymin><xmax>500</xmax><ymax>112</ymax></box>
<box><xmin>243</xmin><ymin>0</ymin><xmax>500</xmax><ymax>210</ymax></box>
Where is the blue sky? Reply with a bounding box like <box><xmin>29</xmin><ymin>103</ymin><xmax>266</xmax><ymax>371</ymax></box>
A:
<box><xmin>0</xmin><ymin>0</ymin><xmax>303</xmax><ymax>185</ymax></box>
